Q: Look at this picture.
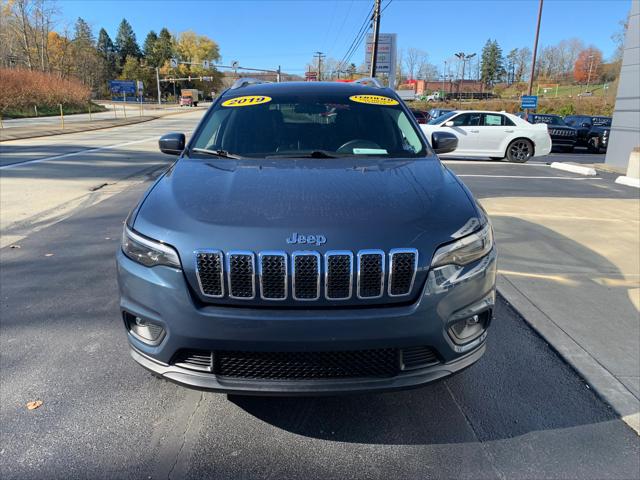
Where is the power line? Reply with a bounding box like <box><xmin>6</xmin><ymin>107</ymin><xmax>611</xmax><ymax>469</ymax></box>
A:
<box><xmin>338</xmin><ymin>2</ymin><xmax>374</xmax><ymax>69</ymax></box>
<box><xmin>327</xmin><ymin>0</ymin><xmax>355</xmax><ymax>58</ymax></box>
<box><xmin>381</xmin><ymin>0</ymin><xmax>393</xmax><ymax>14</ymax></box>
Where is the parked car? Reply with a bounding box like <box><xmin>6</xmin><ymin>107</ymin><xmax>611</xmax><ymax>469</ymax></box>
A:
<box><xmin>117</xmin><ymin>79</ymin><xmax>497</xmax><ymax>394</ymax></box>
<box><xmin>421</xmin><ymin>110</ymin><xmax>552</xmax><ymax>162</ymax></box>
<box><xmin>521</xmin><ymin>113</ymin><xmax>577</xmax><ymax>152</ymax></box>
<box><xmin>427</xmin><ymin>108</ymin><xmax>454</xmax><ymax>121</ymax></box>
<box><xmin>564</xmin><ymin>115</ymin><xmax>611</xmax><ymax>153</ymax></box>
<box><xmin>411</xmin><ymin>109</ymin><xmax>429</xmax><ymax>124</ymax></box>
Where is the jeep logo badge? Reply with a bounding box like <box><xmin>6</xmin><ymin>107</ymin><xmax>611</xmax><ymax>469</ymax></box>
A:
<box><xmin>286</xmin><ymin>232</ymin><xmax>327</xmax><ymax>246</ymax></box>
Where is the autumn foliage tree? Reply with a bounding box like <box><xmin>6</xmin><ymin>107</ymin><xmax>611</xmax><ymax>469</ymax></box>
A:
<box><xmin>574</xmin><ymin>47</ymin><xmax>603</xmax><ymax>83</ymax></box>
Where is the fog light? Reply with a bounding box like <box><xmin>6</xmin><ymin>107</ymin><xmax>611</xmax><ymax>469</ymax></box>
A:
<box><xmin>124</xmin><ymin>312</ymin><xmax>165</xmax><ymax>345</ymax></box>
<box><xmin>448</xmin><ymin>312</ymin><xmax>488</xmax><ymax>345</ymax></box>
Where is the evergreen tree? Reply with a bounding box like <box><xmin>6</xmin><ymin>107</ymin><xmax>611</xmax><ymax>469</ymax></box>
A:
<box><xmin>115</xmin><ymin>18</ymin><xmax>141</xmax><ymax>64</ymax></box>
<box><xmin>155</xmin><ymin>28</ymin><xmax>174</xmax><ymax>67</ymax></box>
<box><xmin>480</xmin><ymin>39</ymin><xmax>506</xmax><ymax>87</ymax></box>
<box><xmin>72</xmin><ymin>17</ymin><xmax>98</xmax><ymax>88</ymax></box>
<box><xmin>97</xmin><ymin>28</ymin><xmax>117</xmax><ymax>93</ymax></box>
<box><xmin>143</xmin><ymin>30</ymin><xmax>159</xmax><ymax>66</ymax></box>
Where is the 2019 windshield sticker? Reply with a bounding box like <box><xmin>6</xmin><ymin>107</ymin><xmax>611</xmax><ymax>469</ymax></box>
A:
<box><xmin>221</xmin><ymin>95</ymin><xmax>272</xmax><ymax>107</ymax></box>
<box><xmin>349</xmin><ymin>95</ymin><xmax>399</xmax><ymax>106</ymax></box>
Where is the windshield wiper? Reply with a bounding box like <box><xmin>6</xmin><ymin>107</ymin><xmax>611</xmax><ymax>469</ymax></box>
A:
<box><xmin>190</xmin><ymin>148</ymin><xmax>243</xmax><ymax>159</ymax></box>
<box><xmin>267</xmin><ymin>150</ymin><xmax>338</xmax><ymax>159</ymax></box>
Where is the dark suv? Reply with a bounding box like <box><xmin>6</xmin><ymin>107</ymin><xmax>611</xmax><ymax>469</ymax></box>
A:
<box><xmin>522</xmin><ymin>113</ymin><xmax>577</xmax><ymax>152</ymax></box>
<box><xmin>117</xmin><ymin>79</ymin><xmax>496</xmax><ymax>394</ymax></box>
<box><xmin>564</xmin><ymin>115</ymin><xmax>611</xmax><ymax>153</ymax></box>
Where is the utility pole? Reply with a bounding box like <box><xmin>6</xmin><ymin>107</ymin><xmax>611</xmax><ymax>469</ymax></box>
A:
<box><xmin>277</xmin><ymin>65</ymin><xmax>281</xmax><ymax>83</ymax></box>
<box><xmin>369</xmin><ymin>0</ymin><xmax>382</xmax><ymax>77</ymax></box>
<box><xmin>314</xmin><ymin>51</ymin><xmax>325</xmax><ymax>81</ymax></box>
<box><xmin>442</xmin><ymin>60</ymin><xmax>447</xmax><ymax>94</ymax></box>
<box><xmin>527</xmin><ymin>0</ymin><xmax>544</xmax><ymax>96</ymax></box>
<box><xmin>155</xmin><ymin>67</ymin><xmax>161</xmax><ymax>105</ymax></box>
<box><xmin>585</xmin><ymin>54</ymin><xmax>595</xmax><ymax>93</ymax></box>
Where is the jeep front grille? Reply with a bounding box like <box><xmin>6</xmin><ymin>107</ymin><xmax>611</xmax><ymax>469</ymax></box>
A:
<box><xmin>194</xmin><ymin>248</ymin><xmax>418</xmax><ymax>302</ymax></box>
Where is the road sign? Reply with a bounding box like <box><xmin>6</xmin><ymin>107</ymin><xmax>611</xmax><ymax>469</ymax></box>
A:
<box><xmin>521</xmin><ymin>95</ymin><xmax>538</xmax><ymax>109</ymax></box>
<box><xmin>108</xmin><ymin>80</ymin><xmax>136</xmax><ymax>95</ymax></box>
<box><xmin>136</xmin><ymin>80</ymin><xmax>143</xmax><ymax>93</ymax></box>
<box><xmin>364</xmin><ymin>33</ymin><xmax>397</xmax><ymax>85</ymax></box>
<box><xmin>305</xmin><ymin>71</ymin><xmax>318</xmax><ymax>82</ymax></box>
<box><xmin>231</xmin><ymin>60</ymin><xmax>239</xmax><ymax>69</ymax></box>
<box><xmin>170</xmin><ymin>58</ymin><xmax>178</xmax><ymax>68</ymax></box>
<box><xmin>202</xmin><ymin>60</ymin><xmax>210</xmax><ymax>69</ymax></box>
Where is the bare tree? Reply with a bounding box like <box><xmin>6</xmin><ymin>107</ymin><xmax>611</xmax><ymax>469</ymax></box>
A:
<box><xmin>404</xmin><ymin>47</ymin><xmax>424</xmax><ymax>80</ymax></box>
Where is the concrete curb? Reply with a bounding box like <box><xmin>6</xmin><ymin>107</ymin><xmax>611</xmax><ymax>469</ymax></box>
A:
<box><xmin>550</xmin><ymin>162</ymin><xmax>598</xmax><ymax>176</ymax></box>
<box><xmin>497</xmin><ymin>275</ymin><xmax>640</xmax><ymax>435</ymax></box>
<box><xmin>615</xmin><ymin>176</ymin><xmax>640</xmax><ymax>188</ymax></box>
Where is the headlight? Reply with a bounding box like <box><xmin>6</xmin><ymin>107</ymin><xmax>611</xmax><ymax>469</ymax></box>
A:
<box><xmin>431</xmin><ymin>223</ymin><xmax>493</xmax><ymax>268</ymax></box>
<box><xmin>122</xmin><ymin>226</ymin><xmax>181</xmax><ymax>268</ymax></box>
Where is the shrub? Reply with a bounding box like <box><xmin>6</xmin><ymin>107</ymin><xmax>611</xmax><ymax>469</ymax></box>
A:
<box><xmin>0</xmin><ymin>68</ymin><xmax>91</xmax><ymax>113</ymax></box>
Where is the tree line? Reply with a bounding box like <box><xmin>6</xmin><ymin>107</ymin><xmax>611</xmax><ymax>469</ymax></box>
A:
<box><xmin>0</xmin><ymin>0</ymin><xmax>223</xmax><ymax>99</ymax></box>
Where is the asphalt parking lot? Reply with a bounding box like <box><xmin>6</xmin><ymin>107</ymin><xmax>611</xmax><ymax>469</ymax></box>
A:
<box><xmin>1</xmin><ymin>115</ymin><xmax>638</xmax><ymax>479</ymax></box>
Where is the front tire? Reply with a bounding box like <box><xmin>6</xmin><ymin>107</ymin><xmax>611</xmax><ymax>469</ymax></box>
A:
<box><xmin>506</xmin><ymin>139</ymin><xmax>534</xmax><ymax>163</ymax></box>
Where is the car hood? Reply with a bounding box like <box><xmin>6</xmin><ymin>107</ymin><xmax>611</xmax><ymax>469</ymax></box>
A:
<box><xmin>132</xmin><ymin>155</ymin><xmax>482</xmax><ymax>305</ymax></box>
<box><xmin>135</xmin><ymin>155</ymin><xmax>479</xmax><ymax>250</ymax></box>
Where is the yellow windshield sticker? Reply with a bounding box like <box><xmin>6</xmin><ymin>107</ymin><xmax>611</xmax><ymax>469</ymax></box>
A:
<box><xmin>349</xmin><ymin>94</ymin><xmax>399</xmax><ymax>106</ymax></box>
<box><xmin>221</xmin><ymin>95</ymin><xmax>272</xmax><ymax>107</ymax></box>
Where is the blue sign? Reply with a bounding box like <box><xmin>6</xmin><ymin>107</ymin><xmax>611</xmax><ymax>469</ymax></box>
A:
<box><xmin>521</xmin><ymin>95</ymin><xmax>538</xmax><ymax>109</ymax></box>
<box><xmin>109</xmin><ymin>80</ymin><xmax>136</xmax><ymax>95</ymax></box>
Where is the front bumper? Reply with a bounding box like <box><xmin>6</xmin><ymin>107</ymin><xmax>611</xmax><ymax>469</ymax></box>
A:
<box><xmin>117</xmin><ymin>248</ymin><xmax>497</xmax><ymax>394</ymax></box>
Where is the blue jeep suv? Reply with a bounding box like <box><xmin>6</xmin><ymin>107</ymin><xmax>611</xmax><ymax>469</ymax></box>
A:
<box><xmin>117</xmin><ymin>79</ymin><xmax>497</xmax><ymax>394</ymax></box>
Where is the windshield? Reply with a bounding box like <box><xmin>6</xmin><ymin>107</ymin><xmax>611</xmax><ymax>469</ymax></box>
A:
<box><xmin>427</xmin><ymin>110</ymin><xmax>456</xmax><ymax>125</ymax></box>
<box><xmin>592</xmin><ymin>117</ymin><xmax>612</xmax><ymax>127</ymax></box>
<box><xmin>191</xmin><ymin>93</ymin><xmax>428</xmax><ymax>158</ymax></box>
<box><xmin>530</xmin><ymin>115</ymin><xmax>565</xmax><ymax>126</ymax></box>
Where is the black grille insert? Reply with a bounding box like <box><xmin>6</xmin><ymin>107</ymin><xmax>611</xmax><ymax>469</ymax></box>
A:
<box><xmin>358</xmin><ymin>251</ymin><xmax>384</xmax><ymax>298</ymax></box>
<box><xmin>389</xmin><ymin>250</ymin><xmax>417</xmax><ymax>296</ymax></box>
<box><xmin>228</xmin><ymin>252</ymin><xmax>255</xmax><ymax>299</ymax></box>
<box><xmin>293</xmin><ymin>253</ymin><xmax>320</xmax><ymax>300</ymax></box>
<box><xmin>216</xmin><ymin>349</ymin><xmax>399</xmax><ymax>379</ymax></box>
<box><xmin>172</xmin><ymin>347</ymin><xmax>440</xmax><ymax>380</ymax></box>
<box><xmin>195</xmin><ymin>251</ymin><xmax>224</xmax><ymax>297</ymax></box>
<box><xmin>259</xmin><ymin>253</ymin><xmax>287</xmax><ymax>300</ymax></box>
<box><xmin>325</xmin><ymin>252</ymin><xmax>353</xmax><ymax>300</ymax></box>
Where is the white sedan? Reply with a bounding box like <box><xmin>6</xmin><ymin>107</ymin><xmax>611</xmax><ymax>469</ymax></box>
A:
<box><xmin>421</xmin><ymin>110</ymin><xmax>552</xmax><ymax>162</ymax></box>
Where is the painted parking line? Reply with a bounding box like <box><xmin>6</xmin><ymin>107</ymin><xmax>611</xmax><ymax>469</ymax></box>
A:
<box><xmin>0</xmin><ymin>137</ymin><xmax>159</xmax><ymax>169</ymax></box>
<box><xmin>457</xmin><ymin>174</ymin><xmax>603</xmax><ymax>180</ymax></box>
<box><xmin>442</xmin><ymin>160</ymin><xmax>549</xmax><ymax>166</ymax></box>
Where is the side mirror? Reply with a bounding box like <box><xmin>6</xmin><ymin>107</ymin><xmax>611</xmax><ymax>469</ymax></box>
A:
<box><xmin>432</xmin><ymin>131</ymin><xmax>458</xmax><ymax>155</ymax></box>
<box><xmin>444</xmin><ymin>120</ymin><xmax>454</xmax><ymax>127</ymax></box>
<box><xmin>159</xmin><ymin>132</ymin><xmax>186</xmax><ymax>155</ymax></box>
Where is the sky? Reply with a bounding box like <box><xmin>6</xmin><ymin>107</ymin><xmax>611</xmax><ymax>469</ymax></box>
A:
<box><xmin>56</xmin><ymin>0</ymin><xmax>630</xmax><ymax>75</ymax></box>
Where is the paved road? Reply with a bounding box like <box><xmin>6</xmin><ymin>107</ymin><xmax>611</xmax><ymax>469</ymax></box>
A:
<box><xmin>1</xmin><ymin>115</ymin><xmax>638</xmax><ymax>479</ymax></box>
<box><xmin>0</xmin><ymin>103</ymin><xmax>201</xmax><ymax>130</ymax></box>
